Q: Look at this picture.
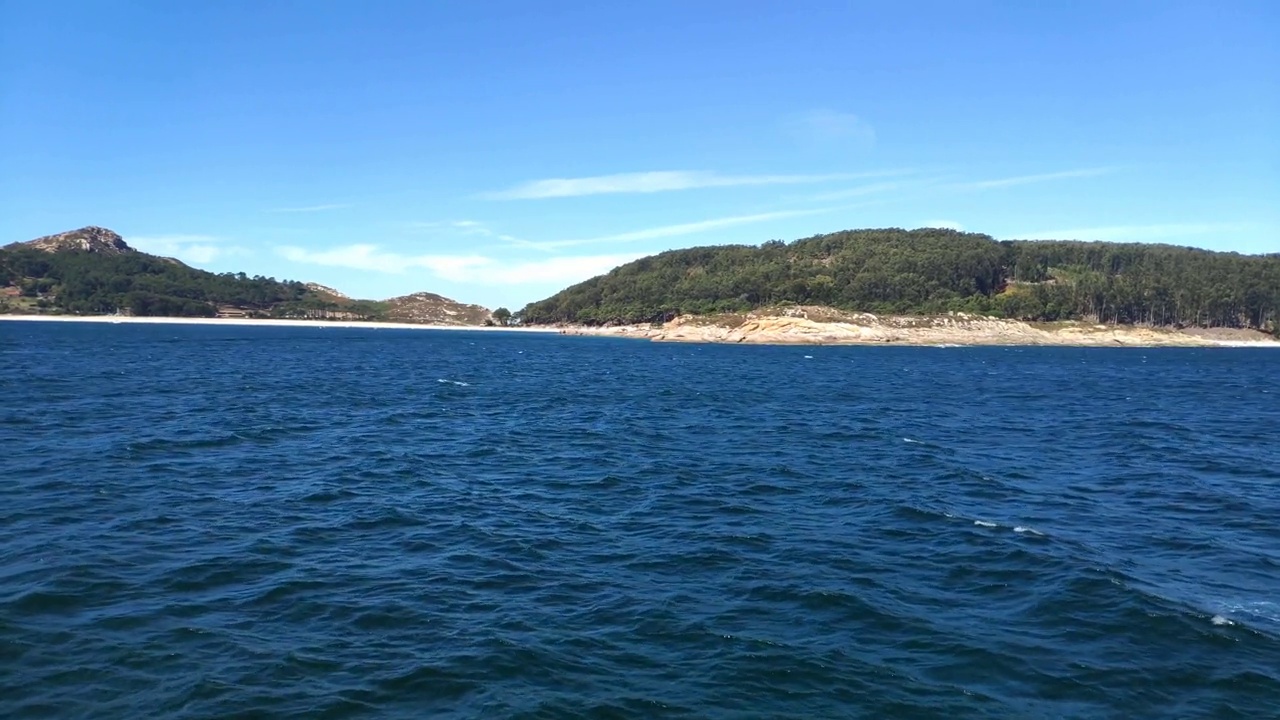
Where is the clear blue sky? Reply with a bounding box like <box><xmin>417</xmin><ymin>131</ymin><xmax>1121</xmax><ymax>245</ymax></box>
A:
<box><xmin>2</xmin><ymin>1</ymin><xmax>1276</xmax><ymax>309</ymax></box>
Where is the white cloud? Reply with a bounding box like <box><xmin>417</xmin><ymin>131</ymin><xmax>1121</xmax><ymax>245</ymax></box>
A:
<box><xmin>277</xmin><ymin>244</ymin><xmax>490</xmax><ymax>277</ymax></box>
<box><xmin>524</xmin><ymin>209</ymin><xmax>832</xmax><ymax>251</ymax></box>
<box><xmin>126</xmin><ymin>234</ymin><xmax>248</xmax><ymax>265</ymax></box>
<box><xmin>785</xmin><ymin>110</ymin><xmax>876</xmax><ymax>148</ymax></box>
<box><xmin>483</xmin><ymin>253</ymin><xmax>646</xmax><ymax>285</ymax></box>
<box><xmin>276</xmin><ymin>244</ymin><xmax>641</xmax><ymax>286</ymax></box>
<box><xmin>482</xmin><ymin>170</ymin><xmax>861</xmax><ymax>200</ymax></box>
<box><xmin>1013</xmin><ymin>223</ymin><xmax>1251</xmax><ymax>242</ymax></box>
<box><xmin>269</xmin><ymin>203</ymin><xmax>351</xmax><ymax>213</ymax></box>
<box><xmin>956</xmin><ymin>168</ymin><xmax>1114</xmax><ymax>190</ymax></box>
<box><xmin>404</xmin><ymin>209</ymin><xmax>827</xmax><ymax>253</ymax></box>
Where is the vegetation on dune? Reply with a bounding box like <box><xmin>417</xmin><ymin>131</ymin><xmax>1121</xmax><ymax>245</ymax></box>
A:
<box><xmin>518</xmin><ymin>229</ymin><xmax>1280</xmax><ymax>333</ymax></box>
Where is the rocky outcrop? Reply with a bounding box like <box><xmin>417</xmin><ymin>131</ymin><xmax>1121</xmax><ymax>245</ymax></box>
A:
<box><xmin>8</xmin><ymin>226</ymin><xmax>133</xmax><ymax>254</ymax></box>
<box><xmin>382</xmin><ymin>292</ymin><xmax>492</xmax><ymax>326</ymax></box>
<box><xmin>560</xmin><ymin>307</ymin><xmax>1279</xmax><ymax>347</ymax></box>
<box><xmin>304</xmin><ymin>282</ymin><xmax>350</xmax><ymax>300</ymax></box>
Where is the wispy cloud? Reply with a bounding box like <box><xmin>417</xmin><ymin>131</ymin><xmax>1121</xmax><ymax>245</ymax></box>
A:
<box><xmin>809</xmin><ymin>180</ymin><xmax>920</xmax><ymax>202</ymax></box>
<box><xmin>955</xmin><ymin>168</ymin><xmax>1115</xmax><ymax>190</ymax></box>
<box><xmin>276</xmin><ymin>244</ymin><xmax>641</xmax><ymax>285</ymax></box>
<box><xmin>482</xmin><ymin>253</ymin><xmax>648</xmax><ymax>285</ymax></box>
<box><xmin>269</xmin><ymin>203</ymin><xmax>351</xmax><ymax>213</ymax></box>
<box><xmin>405</xmin><ymin>219</ymin><xmax>547</xmax><ymax>251</ymax></box>
<box><xmin>524</xmin><ymin>208</ymin><xmax>831</xmax><ymax>251</ymax></box>
<box><xmin>1013</xmin><ymin>222</ymin><xmax>1252</xmax><ymax>242</ymax></box>
<box><xmin>126</xmin><ymin>234</ymin><xmax>248</xmax><ymax>265</ymax></box>
<box><xmin>785</xmin><ymin>110</ymin><xmax>876</xmax><ymax>149</ymax></box>
<box><xmin>277</xmin><ymin>244</ymin><xmax>488</xmax><ymax>276</ymax></box>
<box><xmin>482</xmin><ymin>170</ymin><xmax>864</xmax><ymax>200</ymax></box>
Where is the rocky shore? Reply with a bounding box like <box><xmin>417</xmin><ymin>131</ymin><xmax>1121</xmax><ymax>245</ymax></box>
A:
<box><xmin>557</xmin><ymin>308</ymin><xmax>1279</xmax><ymax>347</ymax></box>
<box><xmin>6</xmin><ymin>310</ymin><xmax>1275</xmax><ymax>347</ymax></box>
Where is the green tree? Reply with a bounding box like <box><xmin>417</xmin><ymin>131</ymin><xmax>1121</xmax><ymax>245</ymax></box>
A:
<box><xmin>492</xmin><ymin>307</ymin><xmax>512</xmax><ymax>326</ymax></box>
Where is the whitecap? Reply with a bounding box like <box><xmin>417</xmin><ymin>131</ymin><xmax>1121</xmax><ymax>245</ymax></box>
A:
<box><xmin>903</xmin><ymin>438</ymin><xmax>922</xmax><ymax>444</ymax></box>
<box><xmin>803</xmin><ymin>355</ymin><xmax>813</xmax><ymax>359</ymax></box>
<box><xmin>437</xmin><ymin>379</ymin><xmax>470</xmax><ymax>386</ymax></box>
<box><xmin>1014</xmin><ymin>526</ymin><xmax>1044</xmax><ymax>536</ymax></box>
<box><xmin>974</xmin><ymin>520</ymin><xmax>998</xmax><ymax>528</ymax></box>
<box><xmin>1220</xmin><ymin>601</ymin><xmax>1280</xmax><ymax>623</ymax></box>
<box><xmin>1211</xmin><ymin>615</ymin><xmax>1233</xmax><ymax>626</ymax></box>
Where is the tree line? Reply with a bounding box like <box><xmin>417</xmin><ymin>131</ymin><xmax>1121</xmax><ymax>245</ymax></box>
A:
<box><xmin>518</xmin><ymin>228</ymin><xmax>1280</xmax><ymax>333</ymax></box>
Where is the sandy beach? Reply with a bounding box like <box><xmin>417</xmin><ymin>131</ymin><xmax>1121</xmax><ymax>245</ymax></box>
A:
<box><xmin>4</xmin><ymin>312</ymin><xmax>1277</xmax><ymax>347</ymax></box>
<box><xmin>0</xmin><ymin>314</ymin><xmax>560</xmax><ymax>333</ymax></box>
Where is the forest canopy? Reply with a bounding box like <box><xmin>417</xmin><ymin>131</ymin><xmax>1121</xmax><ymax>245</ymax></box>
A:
<box><xmin>518</xmin><ymin>229</ymin><xmax>1280</xmax><ymax>332</ymax></box>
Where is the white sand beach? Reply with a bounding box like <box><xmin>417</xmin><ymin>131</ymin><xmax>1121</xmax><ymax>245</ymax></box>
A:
<box><xmin>0</xmin><ymin>314</ymin><xmax>560</xmax><ymax>333</ymax></box>
<box><xmin>4</xmin><ymin>312</ymin><xmax>1277</xmax><ymax>347</ymax></box>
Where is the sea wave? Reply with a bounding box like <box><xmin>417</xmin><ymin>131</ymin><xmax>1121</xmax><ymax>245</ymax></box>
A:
<box><xmin>2</xmin><ymin>325</ymin><xmax>1278</xmax><ymax>717</ymax></box>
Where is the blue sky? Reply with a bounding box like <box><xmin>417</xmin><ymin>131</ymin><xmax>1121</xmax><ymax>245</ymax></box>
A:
<box><xmin>2</xmin><ymin>1</ymin><xmax>1276</xmax><ymax>309</ymax></box>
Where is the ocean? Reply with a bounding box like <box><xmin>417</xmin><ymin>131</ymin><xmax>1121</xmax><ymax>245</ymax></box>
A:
<box><xmin>2</xmin><ymin>322</ymin><xmax>1278</xmax><ymax>718</ymax></box>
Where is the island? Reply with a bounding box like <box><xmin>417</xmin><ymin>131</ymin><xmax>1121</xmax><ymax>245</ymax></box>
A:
<box><xmin>516</xmin><ymin>228</ymin><xmax>1280</xmax><ymax>347</ymax></box>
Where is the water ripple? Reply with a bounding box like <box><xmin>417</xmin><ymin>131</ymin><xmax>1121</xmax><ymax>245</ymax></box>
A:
<box><xmin>1</xmin><ymin>324</ymin><xmax>1278</xmax><ymax>718</ymax></box>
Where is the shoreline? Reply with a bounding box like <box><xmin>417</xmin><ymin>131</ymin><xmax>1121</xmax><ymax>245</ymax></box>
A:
<box><xmin>4</xmin><ymin>312</ymin><xmax>1277</xmax><ymax>347</ymax></box>
<box><xmin>0</xmin><ymin>314</ymin><xmax>559</xmax><ymax>333</ymax></box>
<box><xmin>553</xmin><ymin>311</ymin><xmax>1280</xmax><ymax>348</ymax></box>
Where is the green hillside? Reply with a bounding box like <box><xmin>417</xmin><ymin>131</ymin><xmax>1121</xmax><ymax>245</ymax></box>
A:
<box><xmin>518</xmin><ymin>228</ymin><xmax>1280</xmax><ymax>332</ymax></box>
<box><xmin>0</xmin><ymin>228</ymin><xmax>383</xmax><ymax>319</ymax></box>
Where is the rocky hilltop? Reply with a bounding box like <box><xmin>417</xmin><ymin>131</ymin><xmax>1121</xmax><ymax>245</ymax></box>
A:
<box><xmin>303</xmin><ymin>282</ymin><xmax>351</xmax><ymax>301</ymax></box>
<box><xmin>9</xmin><ymin>226</ymin><xmax>134</xmax><ymax>255</ymax></box>
<box><xmin>383</xmin><ymin>292</ymin><xmax>492</xmax><ymax>326</ymax></box>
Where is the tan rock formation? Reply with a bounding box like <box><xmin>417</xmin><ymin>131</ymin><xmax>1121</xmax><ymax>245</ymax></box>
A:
<box><xmin>559</xmin><ymin>307</ymin><xmax>1278</xmax><ymax>347</ymax></box>
<box><xmin>8</xmin><ymin>226</ymin><xmax>133</xmax><ymax>254</ymax></box>
<box><xmin>382</xmin><ymin>292</ymin><xmax>492</xmax><ymax>326</ymax></box>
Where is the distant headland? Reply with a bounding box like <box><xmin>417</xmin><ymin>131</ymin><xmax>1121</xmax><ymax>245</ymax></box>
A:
<box><xmin>0</xmin><ymin>227</ymin><xmax>499</xmax><ymax>326</ymax></box>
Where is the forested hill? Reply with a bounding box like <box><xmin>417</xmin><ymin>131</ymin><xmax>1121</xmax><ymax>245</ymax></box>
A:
<box><xmin>519</xmin><ymin>228</ymin><xmax>1280</xmax><ymax>332</ymax></box>
<box><xmin>0</xmin><ymin>226</ymin><xmax>486</xmax><ymax>323</ymax></box>
<box><xmin>2</xmin><ymin>229</ymin><xmax>309</xmax><ymax>317</ymax></box>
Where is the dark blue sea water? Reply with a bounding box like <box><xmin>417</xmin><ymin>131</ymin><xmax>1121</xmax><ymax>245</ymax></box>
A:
<box><xmin>2</xmin><ymin>322</ymin><xmax>1279</xmax><ymax>718</ymax></box>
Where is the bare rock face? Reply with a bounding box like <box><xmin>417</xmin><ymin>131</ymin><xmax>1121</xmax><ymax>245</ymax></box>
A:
<box><xmin>11</xmin><ymin>226</ymin><xmax>134</xmax><ymax>254</ymax></box>
<box><xmin>382</xmin><ymin>292</ymin><xmax>492</xmax><ymax>326</ymax></box>
<box><xmin>304</xmin><ymin>282</ymin><xmax>350</xmax><ymax>300</ymax></box>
